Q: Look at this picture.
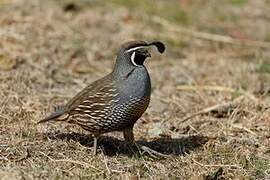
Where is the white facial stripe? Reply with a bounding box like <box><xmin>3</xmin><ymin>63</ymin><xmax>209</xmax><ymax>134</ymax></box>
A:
<box><xmin>130</xmin><ymin>52</ymin><xmax>138</xmax><ymax>66</ymax></box>
<box><xmin>126</xmin><ymin>46</ymin><xmax>147</xmax><ymax>52</ymax></box>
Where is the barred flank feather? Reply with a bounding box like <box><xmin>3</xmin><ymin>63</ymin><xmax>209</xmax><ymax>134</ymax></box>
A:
<box><xmin>70</xmin><ymin>96</ymin><xmax>150</xmax><ymax>133</ymax></box>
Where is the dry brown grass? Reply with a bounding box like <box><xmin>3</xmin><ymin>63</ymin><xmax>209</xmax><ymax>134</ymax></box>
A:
<box><xmin>0</xmin><ymin>0</ymin><xmax>270</xmax><ymax>179</ymax></box>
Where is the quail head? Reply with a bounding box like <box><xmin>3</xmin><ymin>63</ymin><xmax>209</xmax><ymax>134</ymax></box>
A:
<box><xmin>38</xmin><ymin>40</ymin><xmax>166</xmax><ymax>154</ymax></box>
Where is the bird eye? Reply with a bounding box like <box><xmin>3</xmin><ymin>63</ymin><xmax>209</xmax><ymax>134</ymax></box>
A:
<box><xmin>130</xmin><ymin>52</ymin><xmax>138</xmax><ymax>66</ymax></box>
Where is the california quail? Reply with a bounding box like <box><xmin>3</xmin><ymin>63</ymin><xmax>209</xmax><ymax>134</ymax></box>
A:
<box><xmin>38</xmin><ymin>40</ymin><xmax>165</xmax><ymax>154</ymax></box>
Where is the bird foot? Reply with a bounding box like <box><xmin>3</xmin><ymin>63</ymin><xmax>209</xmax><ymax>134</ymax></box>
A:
<box><xmin>136</xmin><ymin>144</ymin><xmax>167</xmax><ymax>158</ymax></box>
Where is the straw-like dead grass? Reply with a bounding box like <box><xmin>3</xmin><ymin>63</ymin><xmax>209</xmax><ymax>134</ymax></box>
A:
<box><xmin>0</xmin><ymin>0</ymin><xmax>270</xmax><ymax>179</ymax></box>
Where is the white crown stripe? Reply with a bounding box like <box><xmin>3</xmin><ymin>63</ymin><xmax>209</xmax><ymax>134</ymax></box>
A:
<box><xmin>126</xmin><ymin>46</ymin><xmax>147</xmax><ymax>52</ymax></box>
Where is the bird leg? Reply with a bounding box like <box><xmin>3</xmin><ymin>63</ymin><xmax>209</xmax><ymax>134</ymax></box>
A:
<box><xmin>92</xmin><ymin>136</ymin><xmax>98</xmax><ymax>155</ymax></box>
<box><xmin>123</xmin><ymin>128</ymin><xmax>167</xmax><ymax>158</ymax></box>
<box><xmin>123</xmin><ymin>128</ymin><xmax>134</xmax><ymax>143</ymax></box>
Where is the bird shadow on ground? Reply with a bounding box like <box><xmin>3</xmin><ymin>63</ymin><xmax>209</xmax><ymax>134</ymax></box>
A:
<box><xmin>45</xmin><ymin>132</ymin><xmax>208</xmax><ymax>157</ymax></box>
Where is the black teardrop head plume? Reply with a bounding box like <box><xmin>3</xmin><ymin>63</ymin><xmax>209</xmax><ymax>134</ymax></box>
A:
<box><xmin>148</xmin><ymin>41</ymin><xmax>165</xmax><ymax>53</ymax></box>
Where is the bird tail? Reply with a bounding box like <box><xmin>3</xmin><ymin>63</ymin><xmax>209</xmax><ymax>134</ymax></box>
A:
<box><xmin>37</xmin><ymin>106</ymin><xmax>69</xmax><ymax>124</ymax></box>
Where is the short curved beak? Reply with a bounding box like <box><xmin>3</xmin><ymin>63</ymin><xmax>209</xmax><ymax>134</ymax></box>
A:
<box><xmin>137</xmin><ymin>48</ymin><xmax>151</xmax><ymax>58</ymax></box>
<box><xmin>144</xmin><ymin>50</ymin><xmax>151</xmax><ymax>58</ymax></box>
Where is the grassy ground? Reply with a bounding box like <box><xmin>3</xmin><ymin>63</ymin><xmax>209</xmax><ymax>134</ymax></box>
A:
<box><xmin>0</xmin><ymin>0</ymin><xmax>270</xmax><ymax>179</ymax></box>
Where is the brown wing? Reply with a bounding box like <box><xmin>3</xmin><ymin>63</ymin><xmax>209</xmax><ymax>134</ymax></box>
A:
<box><xmin>67</xmin><ymin>82</ymin><xmax>121</xmax><ymax>132</ymax></box>
<box><xmin>65</xmin><ymin>74</ymin><xmax>113</xmax><ymax>111</ymax></box>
